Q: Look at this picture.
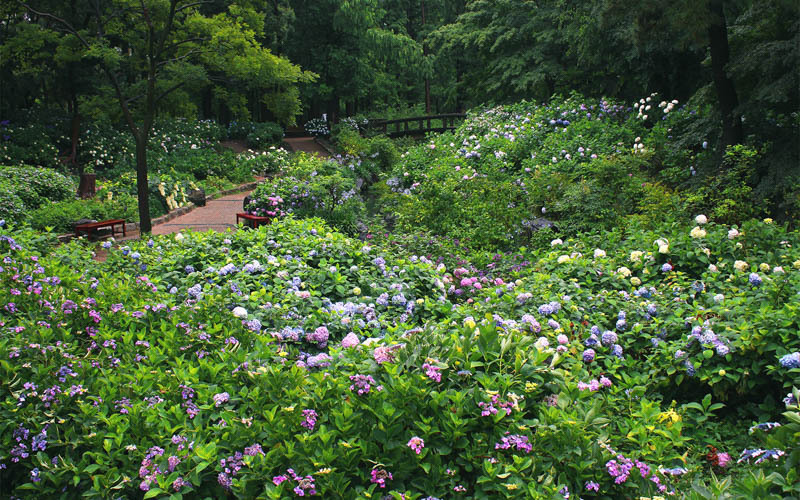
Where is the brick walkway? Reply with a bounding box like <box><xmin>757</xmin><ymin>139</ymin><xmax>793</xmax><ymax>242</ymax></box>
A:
<box><xmin>285</xmin><ymin>137</ymin><xmax>331</xmax><ymax>157</ymax></box>
<box><xmin>151</xmin><ymin>191</ymin><xmax>248</xmax><ymax>235</ymax></box>
<box><xmin>95</xmin><ymin>137</ymin><xmax>329</xmax><ymax>248</ymax></box>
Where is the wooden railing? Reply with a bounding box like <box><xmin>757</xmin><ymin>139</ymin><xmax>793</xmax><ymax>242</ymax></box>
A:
<box><xmin>366</xmin><ymin>113</ymin><xmax>466</xmax><ymax>137</ymax></box>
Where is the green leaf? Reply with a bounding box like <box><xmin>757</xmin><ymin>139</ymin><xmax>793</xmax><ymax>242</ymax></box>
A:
<box><xmin>144</xmin><ymin>488</ymin><xmax>165</xmax><ymax>499</ymax></box>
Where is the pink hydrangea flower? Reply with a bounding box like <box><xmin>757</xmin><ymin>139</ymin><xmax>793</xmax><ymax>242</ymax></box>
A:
<box><xmin>341</xmin><ymin>333</ymin><xmax>360</xmax><ymax>348</ymax></box>
<box><xmin>407</xmin><ymin>436</ymin><xmax>425</xmax><ymax>454</ymax></box>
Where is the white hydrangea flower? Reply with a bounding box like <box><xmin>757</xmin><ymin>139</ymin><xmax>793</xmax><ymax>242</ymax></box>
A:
<box><xmin>617</xmin><ymin>267</ymin><xmax>632</xmax><ymax>277</ymax></box>
<box><xmin>728</xmin><ymin>228</ymin><xmax>740</xmax><ymax>239</ymax></box>
<box><xmin>695</xmin><ymin>214</ymin><xmax>708</xmax><ymax>225</ymax></box>
<box><xmin>551</xmin><ymin>238</ymin><xmax>563</xmax><ymax>246</ymax></box>
<box><xmin>232</xmin><ymin>306</ymin><xmax>248</xmax><ymax>318</ymax></box>
<box><xmin>594</xmin><ymin>249</ymin><xmax>606</xmax><ymax>258</ymax></box>
<box><xmin>690</xmin><ymin>226</ymin><xmax>707</xmax><ymax>239</ymax></box>
<box><xmin>733</xmin><ymin>260</ymin><xmax>748</xmax><ymax>272</ymax></box>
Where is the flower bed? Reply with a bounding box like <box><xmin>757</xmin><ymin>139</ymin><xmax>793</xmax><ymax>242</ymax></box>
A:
<box><xmin>0</xmin><ymin>214</ymin><xmax>798</xmax><ymax>498</ymax></box>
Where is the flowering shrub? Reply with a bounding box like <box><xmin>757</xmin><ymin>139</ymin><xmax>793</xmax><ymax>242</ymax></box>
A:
<box><xmin>376</xmin><ymin>94</ymin><xmax>785</xmax><ymax>252</ymax></box>
<box><xmin>0</xmin><ymin>121</ymin><xmax>63</xmax><ymax>169</ymax></box>
<box><xmin>0</xmin><ymin>215</ymin><xmax>798</xmax><ymax>498</ymax></box>
<box><xmin>304</xmin><ymin>118</ymin><xmax>330</xmax><ymax>137</ymax></box>
<box><xmin>0</xmin><ymin>166</ymin><xmax>76</xmax><ymax>227</ymax></box>
<box><xmin>237</xmin><ymin>147</ymin><xmax>292</xmax><ymax>176</ymax></box>
<box><xmin>246</xmin><ymin>122</ymin><xmax>284</xmax><ymax>149</ymax></box>
<box><xmin>246</xmin><ymin>154</ymin><xmax>364</xmax><ymax>234</ymax></box>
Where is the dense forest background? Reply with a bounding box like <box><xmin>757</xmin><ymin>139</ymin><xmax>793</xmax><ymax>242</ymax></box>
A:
<box><xmin>1</xmin><ymin>0</ymin><xmax>798</xmax><ymax>225</ymax></box>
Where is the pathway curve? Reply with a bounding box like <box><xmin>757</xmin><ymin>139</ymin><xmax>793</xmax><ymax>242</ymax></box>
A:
<box><xmin>285</xmin><ymin>136</ymin><xmax>331</xmax><ymax>157</ymax></box>
<box><xmin>113</xmin><ymin>137</ymin><xmax>329</xmax><ymax>240</ymax></box>
<box><xmin>151</xmin><ymin>191</ymin><xmax>248</xmax><ymax>235</ymax></box>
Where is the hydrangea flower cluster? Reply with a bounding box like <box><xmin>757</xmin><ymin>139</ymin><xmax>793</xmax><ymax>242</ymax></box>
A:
<box><xmin>577</xmin><ymin>376</ymin><xmax>612</xmax><ymax>392</ymax></box>
<box><xmin>495</xmin><ymin>433</ymin><xmax>532</xmax><ymax>454</ymax></box>
<box><xmin>737</xmin><ymin>448</ymin><xmax>785</xmax><ymax>464</ymax></box>
<box><xmin>273</xmin><ymin>468</ymin><xmax>317</xmax><ymax>496</ymax></box>
<box><xmin>478</xmin><ymin>393</ymin><xmax>523</xmax><ymax>417</ymax></box>
<box><xmin>422</xmin><ymin>360</ymin><xmax>442</xmax><ymax>382</ymax></box>
<box><xmin>407</xmin><ymin>436</ymin><xmax>425</xmax><ymax>454</ymax></box>
<box><xmin>139</xmin><ymin>437</ymin><xmax>195</xmax><ymax>493</ymax></box>
<box><xmin>301</xmin><ymin>409</ymin><xmax>318</xmax><ymax>430</ymax></box>
<box><xmin>749</xmin><ymin>422</ymin><xmax>781</xmax><ymax>434</ymax></box>
<box><xmin>370</xmin><ymin>468</ymin><xmax>393</xmax><ymax>488</ymax></box>
<box><xmin>349</xmin><ymin>374</ymin><xmax>382</xmax><ymax>395</ymax></box>
<box><xmin>779</xmin><ymin>352</ymin><xmax>800</xmax><ymax>369</ymax></box>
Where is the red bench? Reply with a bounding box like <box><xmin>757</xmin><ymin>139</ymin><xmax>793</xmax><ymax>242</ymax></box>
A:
<box><xmin>236</xmin><ymin>212</ymin><xmax>272</xmax><ymax>228</ymax></box>
<box><xmin>74</xmin><ymin>219</ymin><xmax>127</xmax><ymax>239</ymax></box>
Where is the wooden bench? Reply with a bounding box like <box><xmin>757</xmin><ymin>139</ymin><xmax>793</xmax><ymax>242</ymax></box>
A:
<box><xmin>74</xmin><ymin>219</ymin><xmax>126</xmax><ymax>239</ymax></box>
<box><xmin>236</xmin><ymin>212</ymin><xmax>272</xmax><ymax>229</ymax></box>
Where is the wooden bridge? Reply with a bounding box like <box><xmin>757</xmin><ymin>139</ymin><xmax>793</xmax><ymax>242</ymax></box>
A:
<box><xmin>366</xmin><ymin>113</ymin><xmax>466</xmax><ymax>137</ymax></box>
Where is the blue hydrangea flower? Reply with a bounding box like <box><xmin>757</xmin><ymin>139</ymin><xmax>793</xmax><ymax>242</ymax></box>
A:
<box><xmin>749</xmin><ymin>422</ymin><xmax>781</xmax><ymax>434</ymax></box>
<box><xmin>779</xmin><ymin>352</ymin><xmax>800</xmax><ymax>369</ymax></box>
<box><xmin>749</xmin><ymin>273</ymin><xmax>763</xmax><ymax>286</ymax></box>
<box><xmin>662</xmin><ymin>263</ymin><xmax>673</xmax><ymax>272</ymax></box>
<box><xmin>601</xmin><ymin>331</ymin><xmax>617</xmax><ymax>346</ymax></box>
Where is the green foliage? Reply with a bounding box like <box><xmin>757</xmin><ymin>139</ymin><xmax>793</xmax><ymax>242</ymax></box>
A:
<box><xmin>246</xmin><ymin>154</ymin><xmax>364</xmax><ymax>235</ymax></box>
<box><xmin>684</xmin><ymin>145</ymin><xmax>767</xmax><ymax>224</ymax></box>
<box><xmin>246</xmin><ymin>122</ymin><xmax>284</xmax><ymax>149</ymax></box>
<box><xmin>0</xmin><ymin>165</ymin><xmax>75</xmax><ymax>209</ymax></box>
<box><xmin>0</xmin><ymin>216</ymin><xmax>798</xmax><ymax>497</ymax></box>
<box><xmin>333</xmin><ymin>129</ymin><xmax>399</xmax><ymax>184</ymax></box>
<box><xmin>0</xmin><ymin>179</ymin><xmax>26</xmax><ymax>226</ymax></box>
<box><xmin>29</xmin><ymin>195</ymin><xmax>138</xmax><ymax>233</ymax></box>
<box><xmin>0</xmin><ymin>123</ymin><xmax>63</xmax><ymax>169</ymax></box>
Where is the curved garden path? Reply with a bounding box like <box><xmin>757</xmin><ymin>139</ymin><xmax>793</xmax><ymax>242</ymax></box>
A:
<box><xmin>116</xmin><ymin>136</ymin><xmax>329</xmax><ymax>240</ymax></box>
<box><xmin>284</xmin><ymin>136</ymin><xmax>331</xmax><ymax>157</ymax></box>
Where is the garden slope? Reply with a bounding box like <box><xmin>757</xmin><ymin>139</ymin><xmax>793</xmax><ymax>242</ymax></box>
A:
<box><xmin>0</xmin><ymin>216</ymin><xmax>798</xmax><ymax>497</ymax></box>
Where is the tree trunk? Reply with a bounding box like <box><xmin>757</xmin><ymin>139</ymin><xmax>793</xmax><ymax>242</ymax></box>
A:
<box><xmin>422</xmin><ymin>0</ymin><xmax>431</xmax><ymax>114</ymax></box>
<box><xmin>135</xmin><ymin>135</ymin><xmax>152</xmax><ymax>233</ymax></box>
<box><xmin>69</xmin><ymin>107</ymin><xmax>80</xmax><ymax>169</ymax></box>
<box><xmin>708</xmin><ymin>0</ymin><xmax>743</xmax><ymax>150</ymax></box>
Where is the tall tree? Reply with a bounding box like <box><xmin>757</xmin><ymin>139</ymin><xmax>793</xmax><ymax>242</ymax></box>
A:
<box><xmin>287</xmin><ymin>0</ymin><xmax>422</xmax><ymax>120</ymax></box>
<box><xmin>18</xmin><ymin>0</ymin><xmax>313</xmax><ymax>233</ymax></box>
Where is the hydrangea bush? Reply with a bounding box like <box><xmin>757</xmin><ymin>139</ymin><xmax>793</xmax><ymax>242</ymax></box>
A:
<box><xmin>1</xmin><ymin>214</ymin><xmax>798</xmax><ymax>498</ymax></box>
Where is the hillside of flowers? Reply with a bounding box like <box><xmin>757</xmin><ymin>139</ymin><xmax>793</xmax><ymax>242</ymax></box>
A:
<box><xmin>377</xmin><ymin>94</ymin><xmax>797</xmax><ymax>252</ymax></box>
<box><xmin>0</xmin><ymin>92</ymin><xmax>798</xmax><ymax>498</ymax></box>
<box><xmin>1</xmin><ymin>209</ymin><xmax>799</xmax><ymax>498</ymax></box>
